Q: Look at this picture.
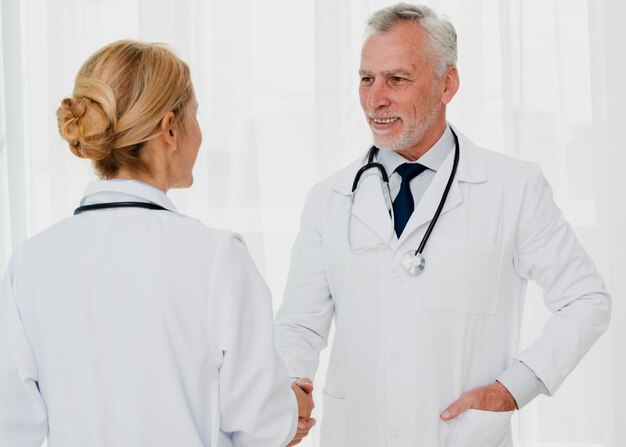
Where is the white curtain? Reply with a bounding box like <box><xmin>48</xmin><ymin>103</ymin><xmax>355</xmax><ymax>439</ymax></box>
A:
<box><xmin>0</xmin><ymin>4</ymin><xmax>9</xmax><ymax>273</ymax></box>
<box><xmin>1</xmin><ymin>0</ymin><xmax>624</xmax><ymax>445</ymax></box>
<box><xmin>0</xmin><ymin>0</ymin><xmax>27</xmax><ymax>273</ymax></box>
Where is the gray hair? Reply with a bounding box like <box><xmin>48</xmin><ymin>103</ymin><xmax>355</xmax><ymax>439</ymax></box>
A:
<box><xmin>366</xmin><ymin>3</ymin><xmax>457</xmax><ymax>77</ymax></box>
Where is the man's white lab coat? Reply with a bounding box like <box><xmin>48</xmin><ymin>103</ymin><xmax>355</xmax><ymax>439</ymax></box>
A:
<box><xmin>0</xmin><ymin>179</ymin><xmax>297</xmax><ymax>447</ymax></box>
<box><xmin>275</xmin><ymin>129</ymin><xmax>610</xmax><ymax>447</ymax></box>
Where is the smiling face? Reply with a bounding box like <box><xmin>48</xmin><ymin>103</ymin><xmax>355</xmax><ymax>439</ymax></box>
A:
<box><xmin>359</xmin><ymin>20</ymin><xmax>459</xmax><ymax>160</ymax></box>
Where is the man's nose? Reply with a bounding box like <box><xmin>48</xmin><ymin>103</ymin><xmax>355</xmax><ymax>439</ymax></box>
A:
<box><xmin>366</xmin><ymin>80</ymin><xmax>391</xmax><ymax>110</ymax></box>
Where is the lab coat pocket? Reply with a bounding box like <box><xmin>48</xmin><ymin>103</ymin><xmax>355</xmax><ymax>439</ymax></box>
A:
<box><xmin>320</xmin><ymin>391</ymin><xmax>348</xmax><ymax>447</ymax></box>
<box><xmin>451</xmin><ymin>409</ymin><xmax>513</xmax><ymax>447</ymax></box>
<box><xmin>422</xmin><ymin>237</ymin><xmax>505</xmax><ymax>315</ymax></box>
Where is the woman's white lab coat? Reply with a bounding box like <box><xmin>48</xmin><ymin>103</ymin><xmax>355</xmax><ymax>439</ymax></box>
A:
<box><xmin>0</xmin><ymin>179</ymin><xmax>297</xmax><ymax>447</ymax></box>
<box><xmin>275</xmin><ymin>129</ymin><xmax>611</xmax><ymax>447</ymax></box>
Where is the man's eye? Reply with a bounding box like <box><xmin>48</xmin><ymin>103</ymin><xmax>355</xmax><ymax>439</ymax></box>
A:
<box><xmin>392</xmin><ymin>76</ymin><xmax>405</xmax><ymax>82</ymax></box>
<box><xmin>360</xmin><ymin>76</ymin><xmax>373</xmax><ymax>84</ymax></box>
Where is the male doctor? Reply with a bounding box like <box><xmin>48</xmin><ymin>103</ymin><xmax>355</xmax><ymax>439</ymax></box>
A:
<box><xmin>275</xmin><ymin>3</ymin><xmax>611</xmax><ymax>447</ymax></box>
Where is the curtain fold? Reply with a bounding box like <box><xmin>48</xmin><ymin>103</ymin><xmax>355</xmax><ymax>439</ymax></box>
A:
<box><xmin>588</xmin><ymin>2</ymin><xmax>626</xmax><ymax>446</ymax></box>
<box><xmin>0</xmin><ymin>4</ymin><xmax>9</xmax><ymax>273</ymax></box>
<box><xmin>0</xmin><ymin>0</ymin><xmax>27</xmax><ymax>273</ymax></box>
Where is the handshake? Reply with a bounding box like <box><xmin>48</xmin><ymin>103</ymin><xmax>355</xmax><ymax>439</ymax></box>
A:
<box><xmin>288</xmin><ymin>377</ymin><xmax>316</xmax><ymax>446</ymax></box>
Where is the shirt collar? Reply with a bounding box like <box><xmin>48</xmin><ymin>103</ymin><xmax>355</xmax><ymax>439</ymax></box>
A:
<box><xmin>377</xmin><ymin>125</ymin><xmax>454</xmax><ymax>175</ymax></box>
<box><xmin>80</xmin><ymin>179</ymin><xmax>178</xmax><ymax>212</ymax></box>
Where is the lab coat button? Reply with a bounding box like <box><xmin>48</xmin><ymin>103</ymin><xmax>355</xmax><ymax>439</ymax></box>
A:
<box><xmin>391</xmin><ymin>352</ymin><xmax>401</xmax><ymax>362</ymax></box>
<box><xmin>391</xmin><ymin>428</ymin><xmax>400</xmax><ymax>439</ymax></box>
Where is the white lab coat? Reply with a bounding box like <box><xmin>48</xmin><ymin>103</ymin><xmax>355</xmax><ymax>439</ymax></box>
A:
<box><xmin>0</xmin><ymin>180</ymin><xmax>297</xmax><ymax>447</ymax></box>
<box><xmin>275</xmin><ymin>129</ymin><xmax>610</xmax><ymax>447</ymax></box>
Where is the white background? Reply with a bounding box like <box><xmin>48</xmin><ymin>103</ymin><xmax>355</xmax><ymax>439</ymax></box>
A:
<box><xmin>1</xmin><ymin>0</ymin><xmax>624</xmax><ymax>446</ymax></box>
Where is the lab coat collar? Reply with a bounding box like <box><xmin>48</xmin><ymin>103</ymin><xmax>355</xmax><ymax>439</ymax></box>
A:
<box><xmin>331</xmin><ymin>127</ymin><xmax>486</xmax><ymax>195</ymax></box>
<box><xmin>330</xmin><ymin>126</ymin><xmax>487</xmax><ymax>250</ymax></box>
<box><xmin>80</xmin><ymin>179</ymin><xmax>179</xmax><ymax>213</ymax></box>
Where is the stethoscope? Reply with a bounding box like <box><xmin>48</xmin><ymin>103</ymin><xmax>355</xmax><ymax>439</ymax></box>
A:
<box><xmin>74</xmin><ymin>202</ymin><xmax>169</xmax><ymax>215</ymax></box>
<box><xmin>349</xmin><ymin>127</ymin><xmax>460</xmax><ymax>276</ymax></box>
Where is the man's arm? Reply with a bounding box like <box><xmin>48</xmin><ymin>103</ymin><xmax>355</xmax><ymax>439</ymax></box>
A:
<box><xmin>442</xmin><ymin>163</ymin><xmax>610</xmax><ymax>418</ymax></box>
<box><xmin>510</xmin><ymin>163</ymin><xmax>610</xmax><ymax>394</ymax></box>
<box><xmin>275</xmin><ymin>184</ymin><xmax>335</xmax><ymax>381</ymax></box>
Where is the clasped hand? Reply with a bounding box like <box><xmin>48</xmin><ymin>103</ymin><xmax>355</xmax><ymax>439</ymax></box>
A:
<box><xmin>287</xmin><ymin>377</ymin><xmax>316</xmax><ymax>446</ymax></box>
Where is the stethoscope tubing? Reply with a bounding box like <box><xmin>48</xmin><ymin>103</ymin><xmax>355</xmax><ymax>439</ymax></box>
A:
<box><xmin>74</xmin><ymin>202</ymin><xmax>169</xmax><ymax>215</ymax></box>
<box><xmin>351</xmin><ymin>127</ymin><xmax>460</xmax><ymax>269</ymax></box>
<box><xmin>416</xmin><ymin>129</ymin><xmax>460</xmax><ymax>255</ymax></box>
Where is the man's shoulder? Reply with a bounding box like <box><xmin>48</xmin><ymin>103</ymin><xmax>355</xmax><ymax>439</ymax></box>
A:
<box><xmin>458</xmin><ymin>131</ymin><xmax>537</xmax><ymax>182</ymax></box>
<box><xmin>472</xmin><ymin>145</ymin><xmax>535</xmax><ymax>175</ymax></box>
<box><xmin>308</xmin><ymin>153</ymin><xmax>369</xmax><ymax>198</ymax></box>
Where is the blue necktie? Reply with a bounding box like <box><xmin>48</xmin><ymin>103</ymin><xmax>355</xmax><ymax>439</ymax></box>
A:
<box><xmin>393</xmin><ymin>163</ymin><xmax>427</xmax><ymax>237</ymax></box>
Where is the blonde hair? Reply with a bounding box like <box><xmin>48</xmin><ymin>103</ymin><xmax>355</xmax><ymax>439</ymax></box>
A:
<box><xmin>57</xmin><ymin>40</ymin><xmax>193</xmax><ymax>178</ymax></box>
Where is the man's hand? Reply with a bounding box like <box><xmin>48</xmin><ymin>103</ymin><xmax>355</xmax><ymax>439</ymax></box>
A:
<box><xmin>440</xmin><ymin>381</ymin><xmax>517</xmax><ymax>421</ymax></box>
<box><xmin>287</xmin><ymin>377</ymin><xmax>316</xmax><ymax>446</ymax></box>
<box><xmin>286</xmin><ymin>418</ymin><xmax>316</xmax><ymax>447</ymax></box>
<box><xmin>291</xmin><ymin>377</ymin><xmax>314</xmax><ymax>419</ymax></box>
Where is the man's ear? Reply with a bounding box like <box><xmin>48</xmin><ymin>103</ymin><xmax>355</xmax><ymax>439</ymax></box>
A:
<box><xmin>160</xmin><ymin>111</ymin><xmax>177</xmax><ymax>150</ymax></box>
<box><xmin>441</xmin><ymin>66</ymin><xmax>460</xmax><ymax>105</ymax></box>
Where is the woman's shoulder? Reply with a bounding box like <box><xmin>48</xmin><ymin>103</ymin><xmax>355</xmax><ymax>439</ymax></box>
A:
<box><xmin>18</xmin><ymin>211</ymin><xmax>247</xmax><ymax>261</ymax></box>
<box><xmin>165</xmin><ymin>214</ymin><xmax>246</xmax><ymax>248</ymax></box>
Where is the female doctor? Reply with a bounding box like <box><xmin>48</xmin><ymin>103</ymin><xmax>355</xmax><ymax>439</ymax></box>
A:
<box><xmin>0</xmin><ymin>40</ymin><xmax>313</xmax><ymax>447</ymax></box>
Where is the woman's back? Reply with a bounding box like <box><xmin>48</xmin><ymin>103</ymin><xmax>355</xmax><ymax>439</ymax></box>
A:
<box><xmin>1</xmin><ymin>179</ymin><xmax>297</xmax><ymax>446</ymax></box>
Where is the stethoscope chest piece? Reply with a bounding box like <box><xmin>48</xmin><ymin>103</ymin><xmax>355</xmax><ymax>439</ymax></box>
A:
<box><xmin>403</xmin><ymin>251</ymin><xmax>425</xmax><ymax>275</ymax></box>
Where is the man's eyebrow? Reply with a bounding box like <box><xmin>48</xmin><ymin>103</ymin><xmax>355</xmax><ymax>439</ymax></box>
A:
<box><xmin>358</xmin><ymin>68</ymin><xmax>413</xmax><ymax>77</ymax></box>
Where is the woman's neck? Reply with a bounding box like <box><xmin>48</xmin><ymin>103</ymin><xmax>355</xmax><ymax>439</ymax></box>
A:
<box><xmin>112</xmin><ymin>169</ymin><xmax>168</xmax><ymax>192</ymax></box>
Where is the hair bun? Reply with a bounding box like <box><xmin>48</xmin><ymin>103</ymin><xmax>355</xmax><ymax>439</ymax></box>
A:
<box><xmin>56</xmin><ymin>93</ymin><xmax>115</xmax><ymax>161</ymax></box>
<box><xmin>57</xmin><ymin>97</ymin><xmax>85</xmax><ymax>153</ymax></box>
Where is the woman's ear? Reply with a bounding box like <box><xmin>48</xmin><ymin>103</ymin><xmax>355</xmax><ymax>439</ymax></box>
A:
<box><xmin>159</xmin><ymin>111</ymin><xmax>177</xmax><ymax>150</ymax></box>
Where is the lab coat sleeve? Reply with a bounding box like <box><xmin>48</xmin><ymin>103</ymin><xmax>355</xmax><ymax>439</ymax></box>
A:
<box><xmin>207</xmin><ymin>234</ymin><xmax>298</xmax><ymax>447</ymax></box>
<box><xmin>510</xmin><ymin>164</ymin><xmax>611</xmax><ymax>395</ymax></box>
<box><xmin>496</xmin><ymin>359</ymin><xmax>548</xmax><ymax>409</ymax></box>
<box><xmin>275</xmin><ymin>184</ymin><xmax>335</xmax><ymax>380</ymax></box>
<box><xmin>0</xmin><ymin>246</ymin><xmax>48</xmax><ymax>446</ymax></box>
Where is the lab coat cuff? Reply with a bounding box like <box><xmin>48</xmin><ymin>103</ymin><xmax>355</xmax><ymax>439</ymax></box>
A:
<box><xmin>284</xmin><ymin>362</ymin><xmax>316</xmax><ymax>382</ymax></box>
<box><xmin>496</xmin><ymin>360</ymin><xmax>548</xmax><ymax>409</ymax></box>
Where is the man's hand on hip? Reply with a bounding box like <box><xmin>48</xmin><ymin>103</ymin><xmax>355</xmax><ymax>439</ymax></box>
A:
<box><xmin>440</xmin><ymin>380</ymin><xmax>518</xmax><ymax>421</ymax></box>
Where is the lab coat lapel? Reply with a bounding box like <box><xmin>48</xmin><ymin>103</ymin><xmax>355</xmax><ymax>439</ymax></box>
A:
<box><xmin>396</xmin><ymin>132</ymin><xmax>487</xmax><ymax>247</ymax></box>
<box><xmin>350</xmin><ymin>170</ymin><xmax>396</xmax><ymax>249</ymax></box>
<box><xmin>331</xmin><ymin>155</ymin><xmax>397</xmax><ymax>250</ymax></box>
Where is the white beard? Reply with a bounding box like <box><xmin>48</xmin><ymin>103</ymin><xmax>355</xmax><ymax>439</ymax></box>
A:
<box><xmin>370</xmin><ymin>91</ymin><xmax>441</xmax><ymax>152</ymax></box>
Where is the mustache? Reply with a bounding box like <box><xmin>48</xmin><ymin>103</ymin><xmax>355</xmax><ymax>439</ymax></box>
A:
<box><xmin>367</xmin><ymin>112</ymin><xmax>403</xmax><ymax>120</ymax></box>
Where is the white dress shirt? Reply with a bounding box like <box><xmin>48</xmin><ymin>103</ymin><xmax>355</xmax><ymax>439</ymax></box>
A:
<box><xmin>0</xmin><ymin>179</ymin><xmax>297</xmax><ymax>447</ymax></box>
<box><xmin>376</xmin><ymin>124</ymin><xmax>455</xmax><ymax>207</ymax></box>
